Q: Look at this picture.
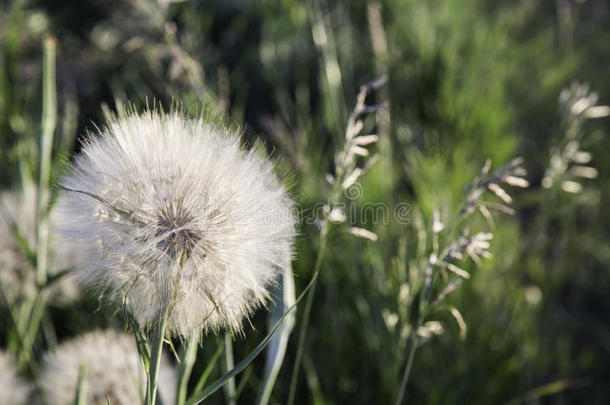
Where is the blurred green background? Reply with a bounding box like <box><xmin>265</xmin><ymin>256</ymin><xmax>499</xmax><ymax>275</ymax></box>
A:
<box><xmin>1</xmin><ymin>0</ymin><xmax>610</xmax><ymax>404</ymax></box>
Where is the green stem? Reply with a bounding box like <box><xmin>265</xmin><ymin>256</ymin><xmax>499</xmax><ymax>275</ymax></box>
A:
<box><xmin>74</xmin><ymin>363</ymin><xmax>88</xmax><ymax>405</ymax></box>
<box><xmin>395</xmin><ymin>264</ymin><xmax>438</xmax><ymax>405</ymax></box>
<box><xmin>145</xmin><ymin>307</ymin><xmax>169</xmax><ymax>405</ymax></box>
<box><xmin>19</xmin><ymin>290</ymin><xmax>49</xmax><ymax>369</ymax></box>
<box><xmin>287</xmin><ymin>231</ymin><xmax>328</xmax><ymax>405</ymax></box>
<box><xmin>0</xmin><ymin>283</ymin><xmax>36</xmax><ymax>374</ymax></box>
<box><xmin>37</xmin><ymin>35</ymin><xmax>57</xmax><ymax>287</ymax></box>
<box><xmin>394</xmin><ymin>330</ymin><xmax>419</xmax><ymax>405</ymax></box>
<box><xmin>191</xmin><ymin>343</ymin><xmax>224</xmax><ymax>395</ymax></box>
<box><xmin>223</xmin><ymin>332</ymin><xmax>236</xmax><ymax>405</ymax></box>
<box><xmin>176</xmin><ymin>332</ymin><xmax>199</xmax><ymax>405</ymax></box>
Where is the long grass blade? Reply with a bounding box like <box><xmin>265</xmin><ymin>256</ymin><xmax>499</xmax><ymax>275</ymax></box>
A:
<box><xmin>73</xmin><ymin>363</ymin><xmax>88</xmax><ymax>405</ymax></box>
<box><xmin>36</xmin><ymin>35</ymin><xmax>57</xmax><ymax>287</ymax></box>
<box><xmin>185</xmin><ymin>264</ymin><xmax>320</xmax><ymax>405</ymax></box>
<box><xmin>191</xmin><ymin>343</ymin><xmax>224</xmax><ymax>395</ymax></box>
<box><xmin>176</xmin><ymin>332</ymin><xmax>199</xmax><ymax>405</ymax></box>
<box><xmin>257</xmin><ymin>263</ymin><xmax>296</xmax><ymax>405</ymax></box>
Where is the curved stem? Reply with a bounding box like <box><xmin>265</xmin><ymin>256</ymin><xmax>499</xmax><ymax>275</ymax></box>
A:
<box><xmin>395</xmin><ymin>263</ymin><xmax>438</xmax><ymax>405</ymax></box>
<box><xmin>394</xmin><ymin>331</ymin><xmax>419</xmax><ymax>405</ymax></box>
<box><xmin>287</xmin><ymin>231</ymin><xmax>327</xmax><ymax>405</ymax></box>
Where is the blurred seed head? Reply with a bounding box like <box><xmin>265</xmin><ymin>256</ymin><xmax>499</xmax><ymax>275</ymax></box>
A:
<box><xmin>55</xmin><ymin>111</ymin><xmax>296</xmax><ymax>337</ymax></box>
<box><xmin>543</xmin><ymin>83</ymin><xmax>607</xmax><ymax>193</ymax></box>
<box><xmin>560</xmin><ymin>82</ymin><xmax>609</xmax><ymax>120</ymax></box>
<box><xmin>0</xmin><ymin>351</ymin><xmax>32</xmax><ymax>405</ymax></box>
<box><xmin>40</xmin><ymin>330</ymin><xmax>175</xmax><ymax>405</ymax></box>
<box><xmin>460</xmin><ymin>158</ymin><xmax>528</xmax><ymax>218</ymax></box>
<box><xmin>524</xmin><ymin>285</ymin><xmax>543</xmax><ymax>305</ymax></box>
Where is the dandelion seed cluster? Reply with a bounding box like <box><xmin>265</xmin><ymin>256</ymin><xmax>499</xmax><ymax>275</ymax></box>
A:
<box><xmin>55</xmin><ymin>112</ymin><xmax>295</xmax><ymax>336</ymax></box>
<box><xmin>0</xmin><ymin>351</ymin><xmax>31</xmax><ymax>405</ymax></box>
<box><xmin>40</xmin><ymin>330</ymin><xmax>175</xmax><ymax>405</ymax></box>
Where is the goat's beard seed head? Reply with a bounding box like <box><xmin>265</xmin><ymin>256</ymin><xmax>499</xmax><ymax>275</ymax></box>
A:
<box><xmin>40</xmin><ymin>330</ymin><xmax>175</xmax><ymax>405</ymax></box>
<box><xmin>0</xmin><ymin>351</ymin><xmax>31</xmax><ymax>405</ymax></box>
<box><xmin>55</xmin><ymin>111</ymin><xmax>296</xmax><ymax>337</ymax></box>
<box><xmin>154</xmin><ymin>200</ymin><xmax>201</xmax><ymax>260</ymax></box>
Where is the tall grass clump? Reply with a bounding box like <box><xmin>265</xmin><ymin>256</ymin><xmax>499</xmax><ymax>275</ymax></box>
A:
<box><xmin>394</xmin><ymin>157</ymin><xmax>529</xmax><ymax>404</ymax></box>
<box><xmin>288</xmin><ymin>76</ymin><xmax>387</xmax><ymax>405</ymax></box>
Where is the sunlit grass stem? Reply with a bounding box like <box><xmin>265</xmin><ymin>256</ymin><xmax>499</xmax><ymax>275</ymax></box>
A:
<box><xmin>395</xmin><ymin>331</ymin><xmax>419</xmax><ymax>405</ymax></box>
<box><xmin>15</xmin><ymin>36</ymin><xmax>56</xmax><ymax>370</ymax></box>
<box><xmin>37</xmin><ymin>35</ymin><xmax>57</xmax><ymax>287</ymax></box>
<box><xmin>395</xmin><ymin>265</ymin><xmax>437</xmax><ymax>405</ymax></box>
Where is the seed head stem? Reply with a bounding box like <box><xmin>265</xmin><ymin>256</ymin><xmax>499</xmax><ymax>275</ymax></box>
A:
<box><xmin>145</xmin><ymin>306</ymin><xmax>169</xmax><ymax>405</ymax></box>
<box><xmin>176</xmin><ymin>332</ymin><xmax>199</xmax><ymax>405</ymax></box>
<box><xmin>395</xmin><ymin>331</ymin><xmax>419</xmax><ymax>405</ymax></box>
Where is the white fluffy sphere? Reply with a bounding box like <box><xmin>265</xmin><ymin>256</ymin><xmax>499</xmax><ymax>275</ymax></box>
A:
<box><xmin>40</xmin><ymin>329</ymin><xmax>176</xmax><ymax>405</ymax></box>
<box><xmin>0</xmin><ymin>351</ymin><xmax>32</xmax><ymax>405</ymax></box>
<box><xmin>55</xmin><ymin>112</ymin><xmax>295</xmax><ymax>336</ymax></box>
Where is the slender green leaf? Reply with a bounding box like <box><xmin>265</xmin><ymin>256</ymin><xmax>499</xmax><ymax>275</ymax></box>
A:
<box><xmin>235</xmin><ymin>365</ymin><xmax>253</xmax><ymax>399</ymax></box>
<box><xmin>176</xmin><ymin>333</ymin><xmax>199</xmax><ymax>405</ymax></box>
<box><xmin>191</xmin><ymin>343</ymin><xmax>224</xmax><ymax>396</ymax></box>
<box><xmin>37</xmin><ymin>35</ymin><xmax>57</xmax><ymax>287</ymax></box>
<box><xmin>73</xmin><ymin>363</ymin><xmax>87</xmax><ymax>405</ymax></box>
<box><xmin>186</xmin><ymin>268</ymin><xmax>319</xmax><ymax>405</ymax></box>
<box><xmin>145</xmin><ymin>307</ymin><xmax>169</xmax><ymax>405</ymax></box>
<box><xmin>125</xmin><ymin>311</ymin><xmax>150</xmax><ymax>365</ymax></box>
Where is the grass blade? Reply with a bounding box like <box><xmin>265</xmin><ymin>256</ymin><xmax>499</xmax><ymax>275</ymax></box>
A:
<box><xmin>185</xmin><ymin>266</ymin><xmax>319</xmax><ymax>405</ymax></box>
<box><xmin>37</xmin><ymin>35</ymin><xmax>57</xmax><ymax>287</ymax></box>
<box><xmin>257</xmin><ymin>264</ymin><xmax>296</xmax><ymax>405</ymax></box>
<box><xmin>191</xmin><ymin>343</ymin><xmax>224</xmax><ymax>395</ymax></box>
<box><xmin>73</xmin><ymin>363</ymin><xmax>88</xmax><ymax>405</ymax></box>
<box><xmin>176</xmin><ymin>333</ymin><xmax>199</xmax><ymax>405</ymax></box>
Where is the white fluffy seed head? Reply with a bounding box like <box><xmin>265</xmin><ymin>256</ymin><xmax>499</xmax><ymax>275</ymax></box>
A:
<box><xmin>0</xmin><ymin>351</ymin><xmax>32</xmax><ymax>405</ymax></box>
<box><xmin>40</xmin><ymin>329</ymin><xmax>176</xmax><ymax>405</ymax></box>
<box><xmin>55</xmin><ymin>111</ymin><xmax>295</xmax><ymax>337</ymax></box>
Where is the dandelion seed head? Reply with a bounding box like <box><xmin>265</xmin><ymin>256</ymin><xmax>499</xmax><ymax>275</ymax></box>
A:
<box><xmin>55</xmin><ymin>111</ymin><xmax>295</xmax><ymax>336</ymax></box>
<box><xmin>0</xmin><ymin>351</ymin><xmax>32</xmax><ymax>405</ymax></box>
<box><xmin>40</xmin><ymin>330</ymin><xmax>175</xmax><ymax>405</ymax></box>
